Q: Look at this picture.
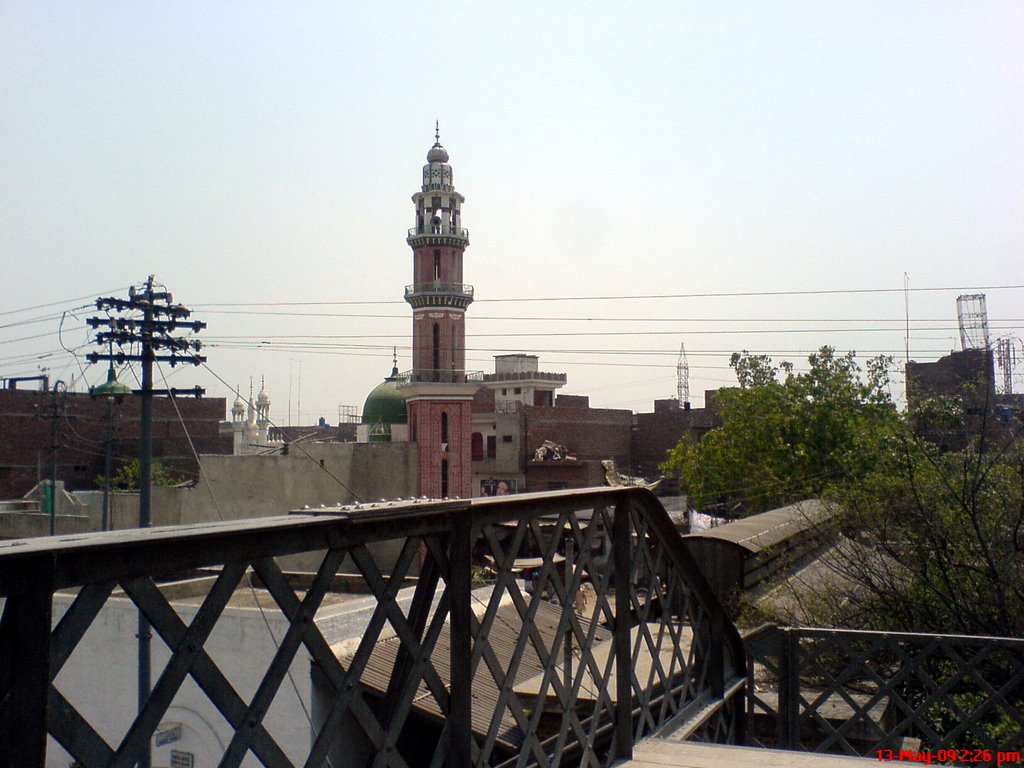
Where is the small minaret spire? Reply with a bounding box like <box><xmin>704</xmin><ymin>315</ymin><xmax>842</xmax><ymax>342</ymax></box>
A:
<box><xmin>435</xmin><ymin>120</ymin><xmax>440</xmax><ymax>143</ymax></box>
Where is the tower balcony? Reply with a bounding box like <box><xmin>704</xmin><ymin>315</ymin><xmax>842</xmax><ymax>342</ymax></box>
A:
<box><xmin>406</xmin><ymin>226</ymin><xmax>470</xmax><ymax>247</ymax></box>
<box><xmin>404</xmin><ymin>282</ymin><xmax>474</xmax><ymax>310</ymax></box>
<box><xmin>395</xmin><ymin>368</ymin><xmax>484</xmax><ymax>386</ymax></box>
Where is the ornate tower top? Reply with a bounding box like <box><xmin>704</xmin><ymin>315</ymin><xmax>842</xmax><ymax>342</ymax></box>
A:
<box><xmin>405</xmin><ymin>129</ymin><xmax>473</xmax><ymax>312</ymax></box>
<box><xmin>426</xmin><ymin>121</ymin><xmax>449</xmax><ymax>164</ymax></box>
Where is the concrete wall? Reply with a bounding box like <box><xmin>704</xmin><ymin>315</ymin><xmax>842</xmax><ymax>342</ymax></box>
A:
<box><xmin>75</xmin><ymin>442</ymin><xmax>419</xmax><ymax>529</ymax></box>
<box><xmin>2</xmin><ymin>443</ymin><xmax>418</xmax><ymax>570</ymax></box>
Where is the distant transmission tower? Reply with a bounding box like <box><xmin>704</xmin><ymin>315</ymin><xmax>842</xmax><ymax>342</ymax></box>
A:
<box><xmin>996</xmin><ymin>337</ymin><xmax>1017</xmax><ymax>395</ymax></box>
<box><xmin>956</xmin><ymin>294</ymin><xmax>990</xmax><ymax>351</ymax></box>
<box><xmin>677</xmin><ymin>343</ymin><xmax>690</xmax><ymax>409</ymax></box>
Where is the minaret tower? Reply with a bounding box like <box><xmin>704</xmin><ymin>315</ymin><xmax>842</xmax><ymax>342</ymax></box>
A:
<box><xmin>401</xmin><ymin>125</ymin><xmax>478</xmax><ymax>499</ymax></box>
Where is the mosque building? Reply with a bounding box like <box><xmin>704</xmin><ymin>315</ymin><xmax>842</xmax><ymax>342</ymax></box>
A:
<box><xmin>353</xmin><ymin>128</ymin><xmax>711</xmax><ymax>498</ymax></box>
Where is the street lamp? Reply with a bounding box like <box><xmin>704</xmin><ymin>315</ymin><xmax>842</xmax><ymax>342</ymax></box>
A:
<box><xmin>90</xmin><ymin>363</ymin><xmax>131</xmax><ymax>532</ymax></box>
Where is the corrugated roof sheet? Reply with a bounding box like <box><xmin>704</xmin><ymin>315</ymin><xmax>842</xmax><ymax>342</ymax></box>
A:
<box><xmin>684</xmin><ymin>500</ymin><xmax>831</xmax><ymax>553</ymax></box>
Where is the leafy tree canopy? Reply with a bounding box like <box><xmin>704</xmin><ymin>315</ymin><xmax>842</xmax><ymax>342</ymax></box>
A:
<box><xmin>671</xmin><ymin>346</ymin><xmax>1024</xmax><ymax>635</ymax></box>
<box><xmin>762</xmin><ymin>406</ymin><xmax>1024</xmax><ymax>636</ymax></box>
<box><xmin>96</xmin><ymin>459</ymin><xmax>182</xmax><ymax>491</ymax></box>
<box><xmin>662</xmin><ymin>346</ymin><xmax>898</xmax><ymax>515</ymax></box>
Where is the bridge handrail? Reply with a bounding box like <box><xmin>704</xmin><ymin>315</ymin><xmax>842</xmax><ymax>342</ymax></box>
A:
<box><xmin>0</xmin><ymin>487</ymin><xmax>745</xmax><ymax>768</ymax></box>
<box><xmin>744</xmin><ymin>623</ymin><xmax>1024</xmax><ymax>756</ymax></box>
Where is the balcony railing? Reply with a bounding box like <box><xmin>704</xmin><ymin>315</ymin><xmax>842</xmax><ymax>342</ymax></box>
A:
<box><xmin>0</xmin><ymin>487</ymin><xmax>745</xmax><ymax>768</ymax></box>
<box><xmin>404</xmin><ymin>282</ymin><xmax>474</xmax><ymax>300</ymax></box>
<box><xmin>407</xmin><ymin>226</ymin><xmax>470</xmax><ymax>239</ymax></box>
<box><xmin>395</xmin><ymin>368</ymin><xmax>485</xmax><ymax>385</ymax></box>
<box><xmin>483</xmin><ymin>371</ymin><xmax>568</xmax><ymax>384</ymax></box>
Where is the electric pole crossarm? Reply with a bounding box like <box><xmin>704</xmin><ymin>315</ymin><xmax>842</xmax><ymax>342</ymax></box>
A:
<box><xmin>95</xmin><ymin>297</ymin><xmax>193</xmax><ymax>319</ymax></box>
<box><xmin>90</xmin><ymin>332</ymin><xmax>203</xmax><ymax>351</ymax></box>
<box><xmin>86</xmin><ymin>353</ymin><xmax>206</xmax><ymax>366</ymax></box>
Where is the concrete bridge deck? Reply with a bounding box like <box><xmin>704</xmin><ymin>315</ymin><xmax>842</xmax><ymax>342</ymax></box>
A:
<box><xmin>622</xmin><ymin>740</ymin><xmax>876</xmax><ymax>767</ymax></box>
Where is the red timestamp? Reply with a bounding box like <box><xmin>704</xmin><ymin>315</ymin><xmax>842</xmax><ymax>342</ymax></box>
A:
<box><xmin>877</xmin><ymin>748</ymin><xmax>1023</xmax><ymax>765</ymax></box>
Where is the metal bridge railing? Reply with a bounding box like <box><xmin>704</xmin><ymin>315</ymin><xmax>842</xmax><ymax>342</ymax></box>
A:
<box><xmin>0</xmin><ymin>487</ymin><xmax>745</xmax><ymax>768</ymax></box>
<box><xmin>744</xmin><ymin>624</ymin><xmax>1024</xmax><ymax>758</ymax></box>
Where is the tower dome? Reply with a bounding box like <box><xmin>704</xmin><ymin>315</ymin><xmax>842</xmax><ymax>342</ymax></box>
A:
<box><xmin>426</xmin><ymin>142</ymin><xmax>449</xmax><ymax>164</ymax></box>
<box><xmin>232</xmin><ymin>389</ymin><xmax>246</xmax><ymax>422</ymax></box>
<box><xmin>361</xmin><ymin>363</ymin><xmax>407</xmax><ymax>442</ymax></box>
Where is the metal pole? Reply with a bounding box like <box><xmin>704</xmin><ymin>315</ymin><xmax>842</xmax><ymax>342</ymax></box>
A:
<box><xmin>448</xmin><ymin>511</ymin><xmax>472</xmax><ymax>768</ymax></box>
<box><xmin>137</xmin><ymin>285</ymin><xmax>154</xmax><ymax>768</ymax></box>
<box><xmin>49</xmin><ymin>398</ymin><xmax>57</xmax><ymax>536</ymax></box>
<box><xmin>563</xmin><ymin>537</ymin><xmax>574</xmax><ymax>693</ymax></box>
<box><xmin>612</xmin><ymin>496</ymin><xmax>634</xmax><ymax>761</ymax></box>
<box><xmin>48</xmin><ymin>381</ymin><xmax>64</xmax><ymax>536</ymax></box>
<box><xmin>102</xmin><ymin>396</ymin><xmax>113</xmax><ymax>532</ymax></box>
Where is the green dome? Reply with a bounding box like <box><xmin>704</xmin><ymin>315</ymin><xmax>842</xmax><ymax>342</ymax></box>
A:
<box><xmin>362</xmin><ymin>366</ymin><xmax>407</xmax><ymax>440</ymax></box>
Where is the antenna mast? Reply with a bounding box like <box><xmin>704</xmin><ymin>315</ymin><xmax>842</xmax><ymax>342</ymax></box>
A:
<box><xmin>677</xmin><ymin>343</ymin><xmax>690</xmax><ymax>408</ymax></box>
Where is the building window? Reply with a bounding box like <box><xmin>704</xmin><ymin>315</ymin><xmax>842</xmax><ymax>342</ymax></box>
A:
<box><xmin>487</xmin><ymin>435</ymin><xmax>497</xmax><ymax>460</ymax></box>
<box><xmin>514</xmin><ymin>387</ymin><xmax>521</xmax><ymax>395</ymax></box>
<box><xmin>501</xmin><ymin>388</ymin><xmax>507</xmax><ymax>396</ymax></box>
<box><xmin>441</xmin><ymin>459</ymin><xmax>449</xmax><ymax>498</ymax></box>
<box><xmin>501</xmin><ymin>435</ymin><xmax>512</xmax><ymax>443</ymax></box>
<box><xmin>434</xmin><ymin>250</ymin><xmax>441</xmax><ymax>280</ymax></box>
<box><xmin>471</xmin><ymin>432</ymin><xmax>483</xmax><ymax>461</ymax></box>
<box><xmin>440</xmin><ymin>411</ymin><xmax>449</xmax><ymax>445</ymax></box>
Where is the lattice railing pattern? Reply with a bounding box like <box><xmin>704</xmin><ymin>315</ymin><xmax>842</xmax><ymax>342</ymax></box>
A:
<box><xmin>0</xmin><ymin>487</ymin><xmax>745</xmax><ymax>768</ymax></box>
<box><xmin>746</xmin><ymin>625</ymin><xmax>1024</xmax><ymax>757</ymax></box>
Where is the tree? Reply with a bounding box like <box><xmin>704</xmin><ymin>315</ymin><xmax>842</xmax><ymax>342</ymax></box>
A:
<box><xmin>662</xmin><ymin>346</ymin><xmax>898</xmax><ymax>515</ymax></box>
<box><xmin>765</xmin><ymin>399</ymin><xmax>1024</xmax><ymax>637</ymax></box>
<box><xmin>96</xmin><ymin>459</ymin><xmax>182</xmax><ymax>491</ymax></box>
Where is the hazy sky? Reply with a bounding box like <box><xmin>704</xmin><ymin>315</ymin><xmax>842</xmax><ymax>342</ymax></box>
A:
<box><xmin>2</xmin><ymin>2</ymin><xmax>1022</xmax><ymax>425</ymax></box>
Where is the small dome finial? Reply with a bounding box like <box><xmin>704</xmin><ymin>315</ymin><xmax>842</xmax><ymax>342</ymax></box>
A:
<box><xmin>391</xmin><ymin>346</ymin><xmax>399</xmax><ymax>378</ymax></box>
<box><xmin>427</xmin><ymin>122</ymin><xmax>449</xmax><ymax>163</ymax></box>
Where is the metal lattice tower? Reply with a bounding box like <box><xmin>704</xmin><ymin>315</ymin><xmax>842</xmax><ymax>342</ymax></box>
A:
<box><xmin>956</xmin><ymin>294</ymin><xmax>990</xmax><ymax>351</ymax></box>
<box><xmin>996</xmin><ymin>337</ymin><xmax>1016</xmax><ymax>395</ymax></box>
<box><xmin>677</xmin><ymin>343</ymin><xmax>690</xmax><ymax>407</ymax></box>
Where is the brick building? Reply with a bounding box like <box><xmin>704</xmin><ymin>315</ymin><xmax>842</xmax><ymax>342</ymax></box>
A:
<box><xmin>632</xmin><ymin>394</ymin><xmax>723</xmax><ymax>493</ymax></box>
<box><xmin>906</xmin><ymin>348</ymin><xmax>1021</xmax><ymax>450</ymax></box>
<box><xmin>468</xmin><ymin>354</ymin><xmax>721</xmax><ymax>495</ymax></box>
<box><xmin>0</xmin><ymin>385</ymin><xmax>231</xmax><ymax>500</ymax></box>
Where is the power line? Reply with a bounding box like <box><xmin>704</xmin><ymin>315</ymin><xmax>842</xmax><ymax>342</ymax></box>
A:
<box><xmin>186</xmin><ymin>282</ymin><xmax>1024</xmax><ymax>309</ymax></box>
<box><xmin>198</xmin><ymin>323</ymin><xmax>1021</xmax><ymax>342</ymax></box>
<box><xmin>0</xmin><ymin>289</ymin><xmax>127</xmax><ymax>318</ymax></box>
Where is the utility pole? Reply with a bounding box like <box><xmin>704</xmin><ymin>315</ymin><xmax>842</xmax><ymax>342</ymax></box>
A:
<box><xmin>46</xmin><ymin>380</ymin><xmax>66</xmax><ymax>535</ymax></box>
<box><xmin>86</xmin><ymin>276</ymin><xmax>206</xmax><ymax>768</ymax></box>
